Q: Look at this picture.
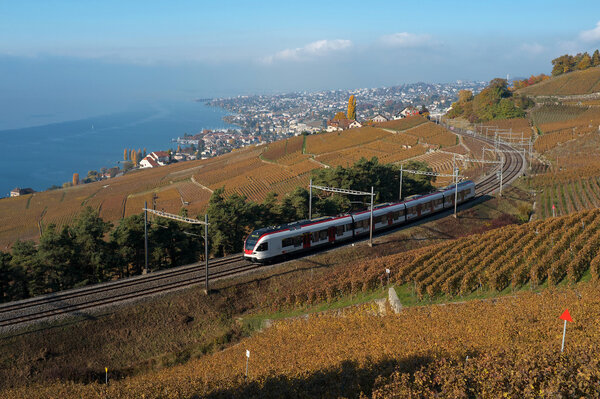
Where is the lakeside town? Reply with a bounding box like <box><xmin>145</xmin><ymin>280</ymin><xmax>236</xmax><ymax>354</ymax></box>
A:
<box><xmin>8</xmin><ymin>80</ymin><xmax>486</xmax><ymax>197</ymax></box>
<box><xmin>173</xmin><ymin>80</ymin><xmax>487</xmax><ymax>158</ymax></box>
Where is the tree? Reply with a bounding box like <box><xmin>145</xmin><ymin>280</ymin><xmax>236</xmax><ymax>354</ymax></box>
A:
<box><xmin>333</xmin><ymin>111</ymin><xmax>347</xmax><ymax>120</ymax></box>
<box><xmin>552</xmin><ymin>54</ymin><xmax>574</xmax><ymax>76</ymax></box>
<box><xmin>37</xmin><ymin>224</ymin><xmax>75</xmax><ymax>291</ymax></box>
<box><xmin>577</xmin><ymin>52</ymin><xmax>592</xmax><ymax>70</ymax></box>
<box><xmin>207</xmin><ymin>188</ymin><xmax>258</xmax><ymax>256</ymax></box>
<box><xmin>72</xmin><ymin>173</ymin><xmax>79</xmax><ymax>186</ymax></box>
<box><xmin>457</xmin><ymin>90</ymin><xmax>473</xmax><ymax>103</ymax></box>
<box><xmin>347</xmin><ymin>95</ymin><xmax>357</xmax><ymax>120</ymax></box>
<box><xmin>592</xmin><ymin>49</ymin><xmax>600</xmax><ymax>67</ymax></box>
<box><xmin>110</xmin><ymin>214</ymin><xmax>147</xmax><ymax>276</ymax></box>
<box><xmin>1</xmin><ymin>250</ymin><xmax>27</xmax><ymax>302</ymax></box>
<box><xmin>70</xmin><ymin>207</ymin><xmax>113</xmax><ymax>283</ymax></box>
<box><xmin>10</xmin><ymin>240</ymin><xmax>40</xmax><ymax>297</ymax></box>
<box><xmin>0</xmin><ymin>251</ymin><xmax>14</xmax><ymax>302</ymax></box>
<box><xmin>122</xmin><ymin>161</ymin><xmax>133</xmax><ymax>172</ymax></box>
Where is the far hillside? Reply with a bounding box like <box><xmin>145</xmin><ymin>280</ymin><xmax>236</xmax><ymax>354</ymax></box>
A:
<box><xmin>0</xmin><ymin>118</ymin><xmax>474</xmax><ymax>248</ymax></box>
<box><xmin>518</xmin><ymin>66</ymin><xmax>600</xmax><ymax>97</ymax></box>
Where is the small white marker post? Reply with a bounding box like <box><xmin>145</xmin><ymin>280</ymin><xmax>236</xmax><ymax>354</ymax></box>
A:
<box><xmin>105</xmin><ymin>367</ymin><xmax>108</xmax><ymax>385</ymax></box>
<box><xmin>385</xmin><ymin>268</ymin><xmax>391</xmax><ymax>286</ymax></box>
<box><xmin>559</xmin><ymin>309</ymin><xmax>573</xmax><ymax>353</ymax></box>
<box><xmin>245</xmin><ymin>350</ymin><xmax>250</xmax><ymax>379</ymax></box>
<box><xmin>552</xmin><ymin>203</ymin><xmax>556</xmax><ymax>218</ymax></box>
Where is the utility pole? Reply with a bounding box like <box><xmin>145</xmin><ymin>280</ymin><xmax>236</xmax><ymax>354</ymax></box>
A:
<box><xmin>308</xmin><ymin>178</ymin><xmax>312</xmax><ymax>220</ymax></box>
<box><xmin>369</xmin><ymin>186</ymin><xmax>374</xmax><ymax>247</ymax></box>
<box><xmin>204</xmin><ymin>213</ymin><xmax>209</xmax><ymax>294</ymax></box>
<box><xmin>142</xmin><ymin>208</ymin><xmax>210</xmax><ymax>293</ymax></box>
<box><xmin>399</xmin><ymin>164</ymin><xmax>403</xmax><ymax>201</ymax></box>
<box><xmin>499</xmin><ymin>156</ymin><xmax>504</xmax><ymax>196</ymax></box>
<box><xmin>453</xmin><ymin>168</ymin><xmax>459</xmax><ymax>218</ymax></box>
<box><xmin>144</xmin><ymin>201</ymin><xmax>149</xmax><ymax>274</ymax></box>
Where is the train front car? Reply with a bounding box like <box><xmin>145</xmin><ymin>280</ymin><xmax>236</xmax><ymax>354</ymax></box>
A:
<box><xmin>243</xmin><ymin>228</ymin><xmax>270</xmax><ymax>263</ymax></box>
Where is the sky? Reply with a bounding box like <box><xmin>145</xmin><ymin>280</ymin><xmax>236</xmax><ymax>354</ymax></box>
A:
<box><xmin>2</xmin><ymin>0</ymin><xmax>600</xmax><ymax>128</ymax></box>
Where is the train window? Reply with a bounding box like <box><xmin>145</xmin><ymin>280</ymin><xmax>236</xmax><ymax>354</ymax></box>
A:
<box><xmin>256</xmin><ymin>242</ymin><xmax>268</xmax><ymax>251</ymax></box>
<box><xmin>312</xmin><ymin>231</ymin><xmax>319</xmax><ymax>242</ymax></box>
<box><xmin>282</xmin><ymin>237</ymin><xmax>293</xmax><ymax>247</ymax></box>
<box><xmin>319</xmin><ymin>230</ymin><xmax>328</xmax><ymax>240</ymax></box>
<box><xmin>293</xmin><ymin>236</ymin><xmax>302</xmax><ymax>247</ymax></box>
<box><xmin>393</xmin><ymin>211</ymin><xmax>400</xmax><ymax>220</ymax></box>
<box><xmin>336</xmin><ymin>225</ymin><xmax>345</xmax><ymax>236</ymax></box>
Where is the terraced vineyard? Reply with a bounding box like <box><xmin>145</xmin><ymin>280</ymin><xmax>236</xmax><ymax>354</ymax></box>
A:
<box><xmin>410</xmin><ymin>151</ymin><xmax>463</xmax><ymax>186</ymax></box>
<box><xmin>531</xmin><ymin>167</ymin><xmax>600</xmax><ymax>218</ymax></box>
<box><xmin>305</xmin><ymin>126</ymin><xmax>390</xmax><ymax>155</ymax></box>
<box><xmin>0</xmin><ymin>120</ymin><xmax>477</xmax><ymax>248</ymax></box>
<box><xmin>8</xmin><ymin>280</ymin><xmax>600</xmax><ymax>398</ymax></box>
<box><xmin>535</xmin><ymin>106</ymin><xmax>600</xmax><ymax>136</ymax></box>
<box><xmin>399</xmin><ymin>209</ymin><xmax>600</xmax><ymax>297</ymax></box>
<box><xmin>374</xmin><ymin>115</ymin><xmax>428</xmax><ymax>130</ymax></box>
<box><xmin>518</xmin><ymin>66</ymin><xmax>600</xmax><ymax>96</ymax></box>
<box><xmin>261</xmin><ymin>136</ymin><xmax>304</xmax><ymax>161</ymax></box>
<box><xmin>530</xmin><ymin>104</ymin><xmax>590</xmax><ymax>126</ymax></box>
<box><xmin>261</xmin><ymin>209</ymin><xmax>600</xmax><ymax>307</ymax></box>
<box><xmin>480</xmin><ymin>117</ymin><xmax>533</xmax><ymax>138</ymax></box>
<box><xmin>405</xmin><ymin>122</ymin><xmax>458</xmax><ymax>147</ymax></box>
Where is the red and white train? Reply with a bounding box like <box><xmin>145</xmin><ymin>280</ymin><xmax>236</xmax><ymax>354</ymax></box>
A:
<box><xmin>244</xmin><ymin>180</ymin><xmax>476</xmax><ymax>263</ymax></box>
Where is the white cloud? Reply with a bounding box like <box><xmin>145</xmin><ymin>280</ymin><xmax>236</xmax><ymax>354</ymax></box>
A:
<box><xmin>520</xmin><ymin>42</ymin><xmax>544</xmax><ymax>55</ymax></box>
<box><xmin>379</xmin><ymin>32</ymin><xmax>432</xmax><ymax>47</ymax></box>
<box><xmin>580</xmin><ymin>21</ymin><xmax>600</xmax><ymax>42</ymax></box>
<box><xmin>261</xmin><ymin>39</ymin><xmax>352</xmax><ymax>64</ymax></box>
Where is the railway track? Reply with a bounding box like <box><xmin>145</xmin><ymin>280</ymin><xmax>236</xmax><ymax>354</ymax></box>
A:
<box><xmin>0</xmin><ymin>127</ymin><xmax>525</xmax><ymax>332</ymax></box>
<box><xmin>449</xmin><ymin>126</ymin><xmax>525</xmax><ymax>196</ymax></box>
<box><xmin>0</xmin><ymin>255</ymin><xmax>253</xmax><ymax>331</ymax></box>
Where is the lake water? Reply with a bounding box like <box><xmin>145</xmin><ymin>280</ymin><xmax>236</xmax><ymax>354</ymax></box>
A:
<box><xmin>0</xmin><ymin>101</ymin><xmax>234</xmax><ymax>196</ymax></box>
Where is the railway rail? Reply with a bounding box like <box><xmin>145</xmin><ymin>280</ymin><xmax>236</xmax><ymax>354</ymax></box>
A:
<box><xmin>0</xmin><ymin>126</ymin><xmax>525</xmax><ymax>331</ymax></box>
<box><xmin>0</xmin><ymin>255</ymin><xmax>253</xmax><ymax>331</ymax></box>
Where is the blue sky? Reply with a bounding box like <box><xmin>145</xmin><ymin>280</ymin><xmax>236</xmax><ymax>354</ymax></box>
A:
<box><xmin>2</xmin><ymin>1</ymin><xmax>600</xmax><ymax>128</ymax></box>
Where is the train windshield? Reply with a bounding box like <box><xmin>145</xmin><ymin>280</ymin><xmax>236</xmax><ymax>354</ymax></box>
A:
<box><xmin>245</xmin><ymin>232</ymin><xmax>261</xmax><ymax>251</ymax></box>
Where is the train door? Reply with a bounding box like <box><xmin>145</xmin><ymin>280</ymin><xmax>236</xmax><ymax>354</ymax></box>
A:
<box><xmin>416</xmin><ymin>203</ymin><xmax>422</xmax><ymax>217</ymax></box>
<box><xmin>303</xmin><ymin>233</ymin><xmax>311</xmax><ymax>249</ymax></box>
<box><xmin>387</xmin><ymin>212</ymin><xmax>393</xmax><ymax>225</ymax></box>
<box><xmin>328</xmin><ymin>227</ymin><xmax>336</xmax><ymax>243</ymax></box>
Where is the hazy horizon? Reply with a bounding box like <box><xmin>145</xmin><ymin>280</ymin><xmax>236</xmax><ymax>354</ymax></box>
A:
<box><xmin>2</xmin><ymin>1</ymin><xmax>600</xmax><ymax>129</ymax></box>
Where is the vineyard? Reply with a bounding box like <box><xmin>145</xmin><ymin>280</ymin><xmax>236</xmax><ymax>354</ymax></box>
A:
<box><xmin>305</xmin><ymin>126</ymin><xmax>389</xmax><ymax>155</ymax></box>
<box><xmin>0</xmin><ymin>110</ymin><xmax>508</xmax><ymax>249</ymax></box>
<box><xmin>410</xmin><ymin>151</ymin><xmax>464</xmax><ymax>186</ymax></box>
<box><xmin>316</xmin><ymin>143</ymin><xmax>427</xmax><ymax>168</ymax></box>
<box><xmin>403</xmin><ymin>122</ymin><xmax>458</xmax><ymax>147</ymax></box>
<box><xmin>533</xmin><ymin>128</ymin><xmax>595</xmax><ymax>152</ymax></box>
<box><xmin>7</xmin><ymin>280</ymin><xmax>600</xmax><ymax>398</ymax></box>
<box><xmin>261</xmin><ymin>136</ymin><xmax>304</xmax><ymax>162</ymax></box>
<box><xmin>530</xmin><ymin>104</ymin><xmax>590</xmax><ymax>126</ymax></box>
<box><xmin>374</xmin><ymin>115</ymin><xmax>428</xmax><ymax>131</ymax></box>
<box><xmin>246</xmin><ymin>208</ymin><xmax>600</xmax><ymax>314</ymax></box>
<box><xmin>530</xmin><ymin>167</ymin><xmax>600</xmax><ymax>218</ymax></box>
<box><xmin>480</xmin><ymin>117</ymin><xmax>532</xmax><ymax>138</ymax></box>
<box><xmin>518</xmin><ymin>65</ymin><xmax>600</xmax><ymax>96</ymax></box>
